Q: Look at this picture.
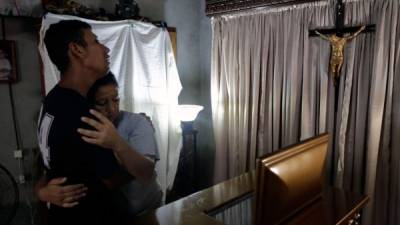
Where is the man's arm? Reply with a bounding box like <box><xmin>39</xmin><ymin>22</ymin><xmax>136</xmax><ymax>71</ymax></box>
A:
<box><xmin>78</xmin><ymin>110</ymin><xmax>155</xmax><ymax>184</ymax></box>
<box><xmin>35</xmin><ymin>174</ymin><xmax>87</xmax><ymax>208</ymax></box>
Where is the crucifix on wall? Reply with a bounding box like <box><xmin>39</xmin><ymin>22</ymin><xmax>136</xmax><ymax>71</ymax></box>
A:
<box><xmin>309</xmin><ymin>0</ymin><xmax>375</xmax><ymax>184</ymax></box>
<box><xmin>315</xmin><ymin>26</ymin><xmax>365</xmax><ymax>85</ymax></box>
<box><xmin>309</xmin><ymin>0</ymin><xmax>375</xmax><ymax>86</ymax></box>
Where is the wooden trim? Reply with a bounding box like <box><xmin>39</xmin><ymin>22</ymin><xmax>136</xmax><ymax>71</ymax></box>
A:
<box><xmin>0</xmin><ymin>15</ymin><xmax>41</xmax><ymax>20</ymax></box>
<box><xmin>206</xmin><ymin>0</ymin><xmax>323</xmax><ymax>16</ymax></box>
<box><xmin>206</xmin><ymin>191</ymin><xmax>254</xmax><ymax>216</ymax></box>
<box><xmin>309</xmin><ymin>24</ymin><xmax>376</xmax><ymax>36</ymax></box>
<box><xmin>260</xmin><ymin>133</ymin><xmax>329</xmax><ymax>165</ymax></box>
<box><xmin>336</xmin><ymin>195</ymin><xmax>369</xmax><ymax>225</ymax></box>
<box><xmin>167</xmin><ymin>28</ymin><xmax>177</xmax><ymax>60</ymax></box>
<box><xmin>167</xmin><ymin>27</ymin><xmax>176</xmax><ymax>32</ymax></box>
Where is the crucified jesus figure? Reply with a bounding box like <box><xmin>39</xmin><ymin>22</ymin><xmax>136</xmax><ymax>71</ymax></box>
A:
<box><xmin>316</xmin><ymin>26</ymin><xmax>365</xmax><ymax>85</ymax></box>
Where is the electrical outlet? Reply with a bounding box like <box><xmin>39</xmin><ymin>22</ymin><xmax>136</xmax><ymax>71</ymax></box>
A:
<box><xmin>14</xmin><ymin>149</ymin><xmax>23</xmax><ymax>159</ymax></box>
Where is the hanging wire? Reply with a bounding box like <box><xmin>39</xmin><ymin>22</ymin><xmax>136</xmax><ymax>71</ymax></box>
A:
<box><xmin>13</xmin><ymin>0</ymin><xmax>21</xmax><ymax>16</ymax></box>
<box><xmin>1</xmin><ymin>17</ymin><xmax>22</xmax><ymax>150</ymax></box>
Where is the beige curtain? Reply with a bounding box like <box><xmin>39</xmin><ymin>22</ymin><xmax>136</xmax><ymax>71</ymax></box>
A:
<box><xmin>211</xmin><ymin>0</ymin><xmax>400</xmax><ymax>224</ymax></box>
<box><xmin>211</xmin><ymin>0</ymin><xmax>335</xmax><ymax>183</ymax></box>
<box><xmin>371</xmin><ymin>1</ymin><xmax>400</xmax><ymax>224</ymax></box>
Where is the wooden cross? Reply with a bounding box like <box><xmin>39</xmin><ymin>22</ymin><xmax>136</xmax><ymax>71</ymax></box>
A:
<box><xmin>308</xmin><ymin>0</ymin><xmax>375</xmax><ymax>184</ymax></box>
<box><xmin>310</xmin><ymin>0</ymin><xmax>375</xmax><ymax>37</ymax></box>
<box><xmin>310</xmin><ymin>0</ymin><xmax>375</xmax><ymax>85</ymax></box>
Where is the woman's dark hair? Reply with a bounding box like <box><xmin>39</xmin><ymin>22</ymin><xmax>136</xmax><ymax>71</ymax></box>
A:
<box><xmin>44</xmin><ymin>20</ymin><xmax>91</xmax><ymax>74</ymax></box>
<box><xmin>87</xmin><ymin>72</ymin><xmax>118</xmax><ymax>105</ymax></box>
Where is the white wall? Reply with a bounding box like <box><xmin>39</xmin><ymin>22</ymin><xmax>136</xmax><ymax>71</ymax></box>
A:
<box><xmin>0</xmin><ymin>17</ymin><xmax>43</xmax><ymax>225</ymax></box>
<box><xmin>165</xmin><ymin>0</ymin><xmax>214</xmax><ymax>189</ymax></box>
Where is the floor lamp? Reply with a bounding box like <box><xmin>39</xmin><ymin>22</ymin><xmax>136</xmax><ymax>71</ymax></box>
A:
<box><xmin>177</xmin><ymin>104</ymin><xmax>203</xmax><ymax>195</ymax></box>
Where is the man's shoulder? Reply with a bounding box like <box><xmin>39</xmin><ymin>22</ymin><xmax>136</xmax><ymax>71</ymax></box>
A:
<box><xmin>41</xmin><ymin>86</ymin><xmax>89</xmax><ymax>127</ymax></box>
<box><xmin>45</xmin><ymin>85</ymin><xmax>84</xmax><ymax>102</ymax></box>
<box><xmin>43</xmin><ymin>86</ymin><xmax>87</xmax><ymax>111</ymax></box>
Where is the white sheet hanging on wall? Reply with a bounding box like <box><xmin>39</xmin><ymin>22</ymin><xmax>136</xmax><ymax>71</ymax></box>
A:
<box><xmin>38</xmin><ymin>13</ymin><xmax>182</xmax><ymax>198</ymax></box>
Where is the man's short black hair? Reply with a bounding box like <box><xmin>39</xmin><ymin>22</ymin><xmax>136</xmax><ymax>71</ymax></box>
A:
<box><xmin>44</xmin><ymin>20</ymin><xmax>91</xmax><ymax>73</ymax></box>
<box><xmin>87</xmin><ymin>72</ymin><xmax>118</xmax><ymax>105</ymax></box>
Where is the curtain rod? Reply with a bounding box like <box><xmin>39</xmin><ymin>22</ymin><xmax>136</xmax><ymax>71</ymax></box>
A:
<box><xmin>206</xmin><ymin>0</ymin><xmax>325</xmax><ymax>17</ymax></box>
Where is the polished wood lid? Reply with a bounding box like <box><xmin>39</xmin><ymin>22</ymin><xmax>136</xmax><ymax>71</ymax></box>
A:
<box><xmin>132</xmin><ymin>172</ymin><xmax>254</xmax><ymax>225</ymax></box>
<box><xmin>131</xmin><ymin>171</ymin><xmax>368</xmax><ymax>225</ymax></box>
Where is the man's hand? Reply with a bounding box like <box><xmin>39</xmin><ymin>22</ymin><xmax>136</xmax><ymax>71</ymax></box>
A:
<box><xmin>77</xmin><ymin>109</ymin><xmax>124</xmax><ymax>150</ymax></box>
<box><xmin>37</xmin><ymin>177</ymin><xmax>87</xmax><ymax>208</ymax></box>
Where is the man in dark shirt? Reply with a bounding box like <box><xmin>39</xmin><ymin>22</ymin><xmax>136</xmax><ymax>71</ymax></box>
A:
<box><xmin>37</xmin><ymin>20</ymin><xmax>124</xmax><ymax>225</ymax></box>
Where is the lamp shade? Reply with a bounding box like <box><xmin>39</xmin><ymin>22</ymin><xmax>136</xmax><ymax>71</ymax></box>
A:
<box><xmin>178</xmin><ymin>105</ymin><xmax>203</xmax><ymax>122</ymax></box>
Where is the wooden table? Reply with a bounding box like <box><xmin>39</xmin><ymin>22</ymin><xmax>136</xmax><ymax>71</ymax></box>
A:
<box><xmin>131</xmin><ymin>172</ymin><xmax>368</xmax><ymax>225</ymax></box>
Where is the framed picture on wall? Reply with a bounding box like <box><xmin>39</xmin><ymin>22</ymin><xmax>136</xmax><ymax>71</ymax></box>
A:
<box><xmin>0</xmin><ymin>40</ymin><xmax>18</xmax><ymax>83</ymax></box>
<box><xmin>0</xmin><ymin>0</ymin><xmax>43</xmax><ymax>17</ymax></box>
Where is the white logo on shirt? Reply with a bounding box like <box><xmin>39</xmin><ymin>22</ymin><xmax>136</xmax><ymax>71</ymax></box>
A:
<box><xmin>38</xmin><ymin>110</ymin><xmax>54</xmax><ymax>169</ymax></box>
